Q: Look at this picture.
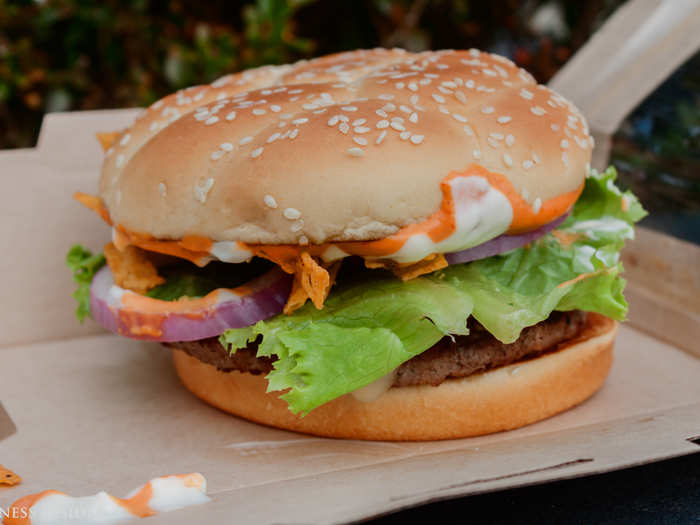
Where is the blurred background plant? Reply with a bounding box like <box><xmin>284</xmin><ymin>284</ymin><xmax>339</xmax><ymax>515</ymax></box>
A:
<box><xmin>1</xmin><ymin>0</ymin><xmax>697</xmax><ymax>240</ymax></box>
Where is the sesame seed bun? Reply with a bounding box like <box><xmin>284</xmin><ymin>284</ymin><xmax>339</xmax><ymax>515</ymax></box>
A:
<box><xmin>172</xmin><ymin>314</ymin><xmax>616</xmax><ymax>441</ymax></box>
<box><xmin>99</xmin><ymin>48</ymin><xmax>592</xmax><ymax>245</ymax></box>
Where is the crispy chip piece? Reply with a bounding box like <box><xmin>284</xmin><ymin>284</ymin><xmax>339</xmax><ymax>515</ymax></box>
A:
<box><xmin>366</xmin><ymin>253</ymin><xmax>448</xmax><ymax>281</ymax></box>
<box><xmin>96</xmin><ymin>131</ymin><xmax>120</xmax><ymax>152</ymax></box>
<box><xmin>73</xmin><ymin>192</ymin><xmax>112</xmax><ymax>224</ymax></box>
<box><xmin>104</xmin><ymin>242</ymin><xmax>165</xmax><ymax>295</ymax></box>
<box><xmin>551</xmin><ymin>230</ymin><xmax>582</xmax><ymax>248</ymax></box>
<box><xmin>0</xmin><ymin>464</ymin><xmax>21</xmax><ymax>486</ymax></box>
<box><xmin>283</xmin><ymin>254</ymin><xmax>340</xmax><ymax>314</ymax></box>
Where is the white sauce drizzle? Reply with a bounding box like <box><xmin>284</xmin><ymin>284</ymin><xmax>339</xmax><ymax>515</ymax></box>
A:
<box><xmin>24</xmin><ymin>473</ymin><xmax>210</xmax><ymax>525</ymax></box>
<box><xmin>351</xmin><ymin>370</ymin><xmax>397</xmax><ymax>402</ymax></box>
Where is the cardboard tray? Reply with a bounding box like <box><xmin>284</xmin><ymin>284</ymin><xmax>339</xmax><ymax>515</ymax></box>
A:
<box><xmin>1</xmin><ymin>1</ymin><xmax>700</xmax><ymax>519</ymax></box>
<box><xmin>0</xmin><ymin>107</ymin><xmax>698</xmax><ymax>524</ymax></box>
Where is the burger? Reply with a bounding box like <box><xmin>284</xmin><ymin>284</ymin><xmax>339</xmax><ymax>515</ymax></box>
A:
<box><xmin>67</xmin><ymin>48</ymin><xmax>645</xmax><ymax>441</ymax></box>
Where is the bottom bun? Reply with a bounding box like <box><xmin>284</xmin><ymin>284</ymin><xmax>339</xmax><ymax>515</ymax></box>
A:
<box><xmin>172</xmin><ymin>313</ymin><xmax>617</xmax><ymax>441</ymax></box>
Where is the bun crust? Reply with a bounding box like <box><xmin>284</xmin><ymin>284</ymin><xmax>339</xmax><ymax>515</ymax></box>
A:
<box><xmin>172</xmin><ymin>313</ymin><xmax>616</xmax><ymax>441</ymax></box>
<box><xmin>100</xmin><ymin>48</ymin><xmax>593</xmax><ymax>244</ymax></box>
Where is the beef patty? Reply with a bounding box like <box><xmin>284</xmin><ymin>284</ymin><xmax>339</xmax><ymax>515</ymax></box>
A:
<box><xmin>166</xmin><ymin>310</ymin><xmax>587</xmax><ymax>388</ymax></box>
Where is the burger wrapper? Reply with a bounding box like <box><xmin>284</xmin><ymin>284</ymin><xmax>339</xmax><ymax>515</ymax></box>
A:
<box><xmin>1</xmin><ymin>4</ymin><xmax>700</xmax><ymax>522</ymax></box>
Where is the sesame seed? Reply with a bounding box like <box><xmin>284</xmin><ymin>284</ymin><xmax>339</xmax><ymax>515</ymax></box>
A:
<box><xmin>410</xmin><ymin>94</ymin><xmax>419</xmax><ymax>105</ymax></box>
<box><xmin>270</xmin><ymin>105</ymin><xmax>281</xmax><ymax>112</ymax></box>
<box><xmin>250</xmin><ymin>147</ymin><xmax>263</xmax><ymax>158</ymax></box>
<box><xmin>432</xmin><ymin>93</ymin><xmax>446</xmax><ymax>103</ymax></box>
<box><xmin>532</xmin><ymin>152</ymin><xmax>541</xmax><ymax>163</ymax></box>
<box><xmin>390</xmin><ymin>121</ymin><xmax>405</xmax><ymax>131</ymax></box>
<box><xmin>252</xmin><ymin>108</ymin><xmax>266</xmax><ymax>116</ymax></box>
<box><xmin>399</xmin><ymin>105</ymin><xmax>412</xmax><ymax>114</ymax></box>
<box><xmin>290</xmin><ymin>220</ymin><xmax>304</xmax><ymax>232</ymax></box>
<box><xmin>119</xmin><ymin>134</ymin><xmax>131</xmax><ymax>146</ymax></box>
<box><xmin>551</xmin><ymin>123</ymin><xmax>560</xmax><ymax>132</ymax></box>
<box><xmin>378</xmin><ymin>94</ymin><xmax>395</xmax><ymax>101</ymax></box>
<box><xmin>487</xmin><ymin>138</ymin><xmax>500</xmax><ymax>148</ymax></box>
<box><xmin>299</xmin><ymin>235</ymin><xmax>309</xmax><ymax>245</ymax></box>
<box><xmin>353</xmin><ymin>118</ymin><xmax>367</xmax><ymax>126</ymax></box>
<box><xmin>439</xmin><ymin>106</ymin><xmax>449</xmax><ymax>114</ymax></box>
<box><xmin>267</xmin><ymin>133</ymin><xmax>281</xmax><ymax>143</ymax></box>
<box><xmin>482</xmin><ymin>68</ymin><xmax>498</xmax><ymax>77</ymax></box>
<box><xmin>225</xmin><ymin>111</ymin><xmax>237</xmax><ymax>121</ymax></box>
<box><xmin>395</xmin><ymin>82</ymin><xmax>405</xmax><ymax>89</ymax></box>
<box><xmin>521</xmin><ymin>188</ymin><xmax>530</xmax><ymax>200</ymax></box>
<box><xmin>562</xmin><ymin>151</ymin><xmax>569</xmax><ymax>166</ymax></box>
<box><xmin>452</xmin><ymin>113</ymin><xmax>468</xmax><ymax>123</ymax></box>
<box><xmin>383</xmin><ymin>103</ymin><xmax>396</xmax><ymax>112</ymax></box>
<box><xmin>481</xmin><ymin>106</ymin><xmax>495</xmax><ymax>114</ymax></box>
<box><xmin>205</xmin><ymin>116</ymin><xmax>219</xmax><ymax>125</ymax></box>
<box><xmin>465</xmin><ymin>79</ymin><xmax>475</xmax><ymax>89</ymax></box>
<box><xmin>341</xmin><ymin>106</ymin><xmax>358</xmax><ymax>112</ymax></box>
<box><xmin>472</xmin><ymin>149</ymin><xmax>482</xmax><ymax>159</ymax></box>
<box><xmin>302</xmin><ymin>103</ymin><xmax>317</xmax><ymax>111</ymax></box>
<box><xmin>354</xmin><ymin>126</ymin><xmax>370</xmax><ymax>133</ymax></box>
<box><xmin>149</xmin><ymin>122</ymin><xmax>159</xmax><ymax>131</ymax></box>
<box><xmin>506</xmin><ymin>134</ymin><xmax>515</xmax><ymax>147</ymax></box>
<box><xmin>520</xmin><ymin>88</ymin><xmax>534</xmax><ymax>100</ymax></box>
<box><xmin>283</xmin><ymin>207</ymin><xmax>302</xmax><ymax>220</ymax></box>
<box><xmin>530</xmin><ymin>106</ymin><xmax>546</xmax><ymax>116</ymax></box>
<box><xmin>354</xmin><ymin>136</ymin><xmax>368</xmax><ymax>146</ymax></box>
<box><xmin>437</xmin><ymin>86</ymin><xmax>453</xmax><ymax>94</ymax></box>
<box><xmin>338</xmin><ymin>115</ymin><xmax>349</xmax><ymax>122</ymax></box>
<box><xmin>328</xmin><ymin>116</ymin><xmax>339</xmax><ymax>126</ymax></box>
<box><xmin>503</xmin><ymin>153</ymin><xmax>513</xmax><ymax>167</ymax></box>
<box><xmin>376</xmin><ymin>109</ymin><xmax>388</xmax><ymax>118</ymax></box>
<box><xmin>348</xmin><ymin>147</ymin><xmax>365</xmax><ymax>157</ymax></box>
<box><xmin>532</xmin><ymin>198</ymin><xmax>542</xmax><ymax>214</ymax></box>
<box><xmin>239</xmin><ymin>136</ymin><xmax>253</xmax><ymax>145</ymax></box>
<box><xmin>288</xmin><ymin>89</ymin><xmax>303</xmax><ymax>94</ymax></box>
<box><xmin>116</xmin><ymin>154</ymin><xmax>125</xmax><ymax>168</ymax></box>
<box><xmin>463</xmin><ymin>125</ymin><xmax>474</xmax><ymax>136</ymax></box>
<box><xmin>264</xmin><ymin>195</ymin><xmax>278</xmax><ymax>208</ymax></box>
<box><xmin>407</xmin><ymin>82</ymin><xmax>418</xmax><ymax>92</ymax></box>
<box><xmin>523</xmin><ymin>160</ymin><xmax>534</xmax><ymax>169</ymax></box>
<box><xmin>409</xmin><ymin>112</ymin><xmax>418</xmax><ymax>123</ymax></box>
<box><xmin>560</xmin><ymin>139</ymin><xmax>569</xmax><ymax>149</ymax></box>
<box><xmin>158</xmin><ymin>182</ymin><xmax>167</xmax><ymax>197</ymax></box>
<box><xmin>194</xmin><ymin>178</ymin><xmax>214</xmax><ymax>203</ymax></box>
<box><xmin>410</xmin><ymin>134</ymin><xmax>424</xmax><ymax>144</ymax></box>
<box><xmin>376</xmin><ymin>120</ymin><xmax>389</xmax><ymax>129</ymax></box>
<box><xmin>455</xmin><ymin>90</ymin><xmax>467</xmax><ymax>104</ymax></box>
<box><xmin>399</xmin><ymin>131</ymin><xmax>411</xmax><ymax>140</ymax></box>
<box><xmin>490</xmin><ymin>132</ymin><xmax>504</xmax><ymax>140</ymax></box>
<box><xmin>497</xmin><ymin>116</ymin><xmax>512</xmax><ymax>124</ymax></box>
<box><xmin>292</xmin><ymin>118</ymin><xmax>309</xmax><ymax>125</ymax></box>
<box><xmin>376</xmin><ymin>130</ymin><xmax>387</xmax><ymax>144</ymax></box>
<box><xmin>339</xmin><ymin>122</ymin><xmax>350</xmax><ymax>134</ymax></box>
<box><xmin>289</xmin><ymin>128</ymin><xmax>299</xmax><ymax>139</ymax></box>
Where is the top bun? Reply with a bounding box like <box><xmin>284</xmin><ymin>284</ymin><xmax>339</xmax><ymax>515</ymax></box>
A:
<box><xmin>99</xmin><ymin>48</ymin><xmax>593</xmax><ymax>245</ymax></box>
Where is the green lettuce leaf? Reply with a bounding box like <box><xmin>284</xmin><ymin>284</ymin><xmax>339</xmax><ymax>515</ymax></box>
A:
<box><xmin>221</xmin><ymin>166</ymin><xmax>646</xmax><ymax>415</ymax></box>
<box><xmin>66</xmin><ymin>245</ymin><xmax>106</xmax><ymax>322</ymax></box>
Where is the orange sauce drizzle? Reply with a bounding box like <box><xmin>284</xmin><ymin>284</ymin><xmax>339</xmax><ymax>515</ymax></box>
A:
<box><xmin>74</xmin><ymin>164</ymin><xmax>583</xmax><ymax>297</ymax></box>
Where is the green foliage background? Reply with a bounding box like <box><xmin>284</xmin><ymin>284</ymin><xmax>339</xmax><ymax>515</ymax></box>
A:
<box><xmin>1</xmin><ymin>0</ymin><xmax>623</xmax><ymax>149</ymax></box>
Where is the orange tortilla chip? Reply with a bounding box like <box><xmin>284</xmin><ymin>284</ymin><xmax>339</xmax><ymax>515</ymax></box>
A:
<box><xmin>0</xmin><ymin>464</ymin><xmax>21</xmax><ymax>486</ymax></box>
<box><xmin>283</xmin><ymin>254</ymin><xmax>340</xmax><ymax>314</ymax></box>
<box><xmin>73</xmin><ymin>192</ymin><xmax>112</xmax><ymax>225</ymax></box>
<box><xmin>96</xmin><ymin>131</ymin><xmax>120</xmax><ymax>152</ymax></box>
<box><xmin>551</xmin><ymin>230</ymin><xmax>582</xmax><ymax>248</ymax></box>
<box><xmin>366</xmin><ymin>253</ymin><xmax>448</xmax><ymax>281</ymax></box>
<box><xmin>104</xmin><ymin>242</ymin><xmax>165</xmax><ymax>295</ymax></box>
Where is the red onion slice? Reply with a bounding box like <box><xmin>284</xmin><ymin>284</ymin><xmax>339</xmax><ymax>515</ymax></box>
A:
<box><xmin>90</xmin><ymin>266</ymin><xmax>292</xmax><ymax>342</ymax></box>
<box><xmin>445</xmin><ymin>213</ymin><xmax>569</xmax><ymax>265</ymax></box>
